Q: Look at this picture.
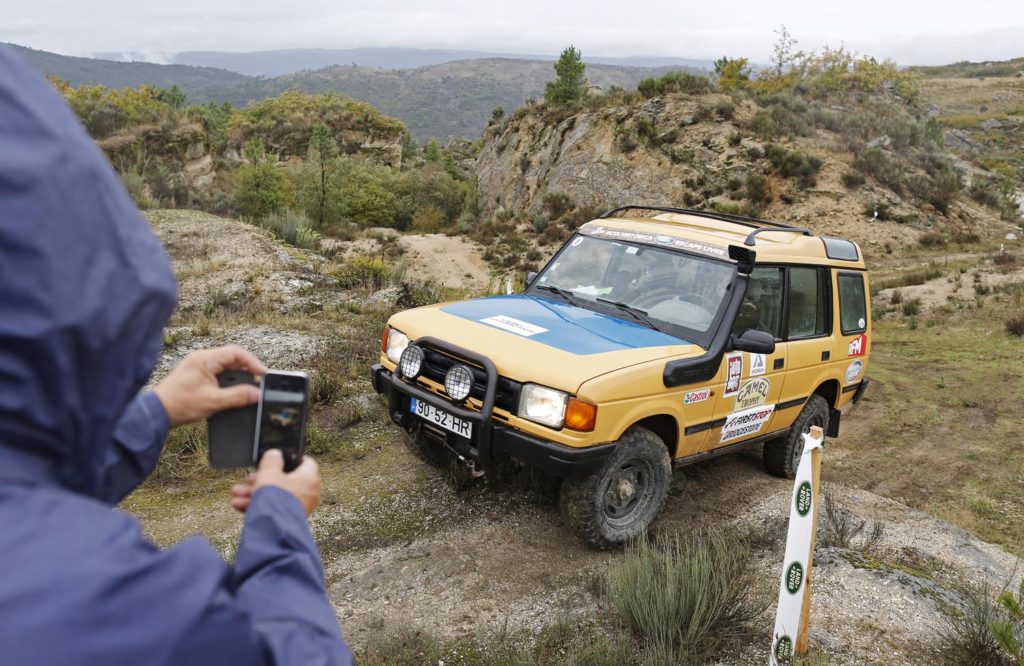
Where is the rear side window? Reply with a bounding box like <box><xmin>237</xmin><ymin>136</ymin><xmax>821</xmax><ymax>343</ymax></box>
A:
<box><xmin>788</xmin><ymin>267</ymin><xmax>828</xmax><ymax>338</ymax></box>
<box><xmin>837</xmin><ymin>273</ymin><xmax>867</xmax><ymax>334</ymax></box>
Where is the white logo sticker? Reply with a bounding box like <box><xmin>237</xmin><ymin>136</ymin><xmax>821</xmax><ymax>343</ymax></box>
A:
<box><xmin>750</xmin><ymin>353</ymin><xmax>767</xmax><ymax>376</ymax></box>
<box><xmin>721</xmin><ymin>404</ymin><xmax>776</xmax><ymax>443</ymax></box>
<box><xmin>683</xmin><ymin>388</ymin><xmax>712</xmax><ymax>405</ymax></box>
<box><xmin>570</xmin><ymin>237</ymin><xmax>584</xmax><ymax>247</ymax></box>
<box><xmin>480</xmin><ymin>315</ymin><xmax>548</xmax><ymax>337</ymax></box>
<box><xmin>724</xmin><ymin>353</ymin><xmax>743</xmax><ymax>396</ymax></box>
<box><xmin>844</xmin><ymin>360</ymin><xmax>863</xmax><ymax>383</ymax></box>
<box><xmin>858</xmin><ymin>317</ymin><xmax>866</xmax><ymax>329</ymax></box>
<box><xmin>735</xmin><ymin>377</ymin><xmax>771</xmax><ymax>410</ymax></box>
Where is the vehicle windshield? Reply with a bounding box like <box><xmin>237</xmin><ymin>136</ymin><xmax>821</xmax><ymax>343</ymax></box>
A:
<box><xmin>530</xmin><ymin>234</ymin><xmax>735</xmax><ymax>345</ymax></box>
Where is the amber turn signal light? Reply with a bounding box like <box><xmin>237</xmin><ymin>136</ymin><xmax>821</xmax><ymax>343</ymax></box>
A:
<box><xmin>564</xmin><ymin>398</ymin><xmax>597</xmax><ymax>432</ymax></box>
<box><xmin>381</xmin><ymin>326</ymin><xmax>390</xmax><ymax>355</ymax></box>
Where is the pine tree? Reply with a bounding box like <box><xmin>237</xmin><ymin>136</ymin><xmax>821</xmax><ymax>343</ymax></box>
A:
<box><xmin>305</xmin><ymin>123</ymin><xmax>339</xmax><ymax>228</ymax></box>
<box><xmin>544</xmin><ymin>46</ymin><xmax>588</xmax><ymax>106</ymax></box>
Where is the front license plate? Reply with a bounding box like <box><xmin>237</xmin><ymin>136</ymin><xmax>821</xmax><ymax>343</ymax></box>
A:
<box><xmin>410</xmin><ymin>398</ymin><xmax>473</xmax><ymax>439</ymax></box>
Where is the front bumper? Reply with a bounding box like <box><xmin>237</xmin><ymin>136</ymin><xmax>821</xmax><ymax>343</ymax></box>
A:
<box><xmin>371</xmin><ymin>342</ymin><xmax>613</xmax><ymax>478</ymax></box>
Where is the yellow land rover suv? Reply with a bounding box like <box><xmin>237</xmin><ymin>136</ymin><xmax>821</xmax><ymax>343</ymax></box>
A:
<box><xmin>371</xmin><ymin>206</ymin><xmax>870</xmax><ymax>548</ymax></box>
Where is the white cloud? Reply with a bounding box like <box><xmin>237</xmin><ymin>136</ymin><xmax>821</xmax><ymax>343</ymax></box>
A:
<box><xmin>4</xmin><ymin>0</ymin><xmax>1023</xmax><ymax>65</ymax></box>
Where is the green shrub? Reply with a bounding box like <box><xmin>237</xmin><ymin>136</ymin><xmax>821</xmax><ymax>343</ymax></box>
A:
<box><xmin>918</xmin><ymin>232</ymin><xmax>947</xmax><ymax>248</ymax></box>
<box><xmin>745</xmin><ymin>172</ymin><xmax>772</xmax><ymax>207</ymax></box>
<box><xmin>711</xmin><ymin>200</ymin><xmax>760</xmax><ymax>217</ymax></box>
<box><xmin>715</xmin><ymin>100</ymin><xmax>736</xmax><ymax>120</ymax></box>
<box><xmin>902</xmin><ymin>297</ymin><xmax>922</xmax><ymax>317</ymax></box>
<box><xmin>942</xmin><ymin>580</ymin><xmax>1024</xmax><ymax>666</ymax></box>
<box><xmin>118</xmin><ymin>168</ymin><xmax>152</xmax><ymax>208</ymax></box>
<box><xmin>841</xmin><ymin>170</ymin><xmax>866</xmax><ymax>188</ymax></box>
<box><xmin>637</xmin><ymin>71</ymin><xmax>712</xmax><ymax>97</ymax></box>
<box><xmin>818</xmin><ymin>487</ymin><xmax>884</xmax><ymax>550</ymax></box>
<box><xmin>765</xmin><ymin>145</ymin><xmax>822</xmax><ymax>188</ymax></box>
<box><xmin>260</xmin><ymin>208</ymin><xmax>321</xmax><ymax>250</ymax></box>
<box><xmin>605</xmin><ymin>530</ymin><xmax>769</xmax><ymax>661</ymax></box>
<box><xmin>1007</xmin><ymin>314</ymin><xmax>1024</xmax><ymax>337</ymax></box>
<box><xmin>542</xmin><ymin>191</ymin><xmax>574</xmax><ymax>219</ymax></box>
<box><xmin>853</xmin><ymin>147</ymin><xmax>904</xmax><ymax>193</ymax></box>
<box><xmin>336</xmin><ymin>255</ymin><xmax>391</xmax><ymax>290</ymax></box>
<box><xmin>532</xmin><ymin>214</ymin><xmax>550</xmax><ymax>233</ymax></box>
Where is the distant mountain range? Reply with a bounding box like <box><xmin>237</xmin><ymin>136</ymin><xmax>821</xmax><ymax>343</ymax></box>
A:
<box><xmin>6</xmin><ymin>42</ymin><xmax>707</xmax><ymax>140</ymax></box>
<box><xmin>93</xmin><ymin>46</ymin><xmax>714</xmax><ymax>78</ymax></box>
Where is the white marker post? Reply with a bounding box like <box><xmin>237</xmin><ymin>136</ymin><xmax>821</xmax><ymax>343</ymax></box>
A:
<box><xmin>769</xmin><ymin>425</ymin><xmax>824</xmax><ymax>664</ymax></box>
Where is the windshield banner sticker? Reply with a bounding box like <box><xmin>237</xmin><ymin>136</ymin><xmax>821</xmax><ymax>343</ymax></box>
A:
<box><xmin>735</xmin><ymin>377</ymin><xmax>771</xmax><ymax>410</ymax></box>
<box><xmin>750</xmin><ymin>353</ymin><xmax>767</xmax><ymax>376</ymax></box>
<box><xmin>581</xmin><ymin>224</ymin><xmax>727</xmax><ymax>259</ymax></box>
<box><xmin>724</xmin><ymin>353</ymin><xmax>743</xmax><ymax>396</ymax></box>
<box><xmin>480</xmin><ymin>315</ymin><xmax>548</xmax><ymax>337</ymax></box>
<box><xmin>683</xmin><ymin>388</ymin><xmax>712</xmax><ymax>405</ymax></box>
<box><xmin>721</xmin><ymin>404</ymin><xmax>776</xmax><ymax>443</ymax></box>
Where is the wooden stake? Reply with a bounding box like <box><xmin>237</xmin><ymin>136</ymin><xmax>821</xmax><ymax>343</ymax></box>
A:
<box><xmin>795</xmin><ymin>424</ymin><xmax>823</xmax><ymax>655</ymax></box>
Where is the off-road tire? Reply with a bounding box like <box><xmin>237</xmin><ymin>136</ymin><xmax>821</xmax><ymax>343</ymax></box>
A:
<box><xmin>763</xmin><ymin>394</ymin><xmax>829</xmax><ymax>479</ymax></box>
<box><xmin>559</xmin><ymin>426</ymin><xmax>672</xmax><ymax>549</ymax></box>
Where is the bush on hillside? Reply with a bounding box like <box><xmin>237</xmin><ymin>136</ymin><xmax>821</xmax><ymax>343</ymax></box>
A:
<box><xmin>234</xmin><ymin>138</ymin><xmax>291</xmax><ymax>220</ymax></box>
<box><xmin>52</xmin><ymin>78</ymin><xmax>173</xmax><ymax>138</ymax></box>
<box><xmin>637</xmin><ymin>71</ymin><xmax>712</xmax><ymax>98</ymax></box>
<box><xmin>853</xmin><ymin>147</ymin><xmax>904</xmax><ymax>193</ymax></box>
<box><xmin>260</xmin><ymin>208</ymin><xmax>321</xmax><ymax>250</ymax></box>
<box><xmin>765</xmin><ymin>145</ymin><xmax>822</xmax><ymax>188</ymax></box>
<box><xmin>745</xmin><ymin>172</ymin><xmax>772</xmax><ymax>207</ymax></box>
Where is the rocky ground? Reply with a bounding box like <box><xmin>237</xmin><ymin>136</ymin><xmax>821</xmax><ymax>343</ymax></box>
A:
<box><xmin>124</xmin><ymin>209</ymin><xmax>1023</xmax><ymax>665</ymax></box>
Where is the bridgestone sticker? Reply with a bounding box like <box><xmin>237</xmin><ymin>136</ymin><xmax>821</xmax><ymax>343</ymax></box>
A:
<box><xmin>848</xmin><ymin>334</ymin><xmax>867</xmax><ymax>357</ymax></box>
<box><xmin>724</xmin><ymin>353</ymin><xmax>743</xmax><ymax>396</ymax></box>
<box><xmin>683</xmin><ymin>388</ymin><xmax>711</xmax><ymax>405</ymax></box>
<box><xmin>480</xmin><ymin>315</ymin><xmax>548</xmax><ymax>337</ymax></box>
<box><xmin>720</xmin><ymin>404</ymin><xmax>775</xmax><ymax>443</ymax></box>
<box><xmin>844</xmin><ymin>359</ymin><xmax>864</xmax><ymax>384</ymax></box>
<box><xmin>580</xmin><ymin>224</ymin><xmax>728</xmax><ymax>259</ymax></box>
<box><xmin>734</xmin><ymin>377</ymin><xmax>770</xmax><ymax>410</ymax></box>
<box><xmin>750</xmin><ymin>353</ymin><xmax>767</xmax><ymax>376</ymax></box>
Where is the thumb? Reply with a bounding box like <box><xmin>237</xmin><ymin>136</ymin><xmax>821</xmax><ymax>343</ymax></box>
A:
<box><xmin>215</xmin><ymin>384</ymin><xmax>259</xmax><ymax>411</ymax></box>
<box><xmin>258</xmin><ymin>448</ymin><xmax>285</xmax><ymax>472</ymax></box>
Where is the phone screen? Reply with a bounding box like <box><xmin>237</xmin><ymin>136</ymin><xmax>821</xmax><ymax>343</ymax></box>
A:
<box><xmin>255</xmin><ymin>372</ymin><xmax>308</xmax><ymax>466</ymax></box>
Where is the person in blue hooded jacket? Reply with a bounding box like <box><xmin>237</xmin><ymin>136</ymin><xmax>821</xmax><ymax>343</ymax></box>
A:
<box><xmin>0</xmin><ymin>46</ymin><xmax>353</xmax><ymax>664</ymax></box>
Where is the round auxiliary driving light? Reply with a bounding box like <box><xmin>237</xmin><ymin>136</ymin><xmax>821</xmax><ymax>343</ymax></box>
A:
<box><xmin>399</xmin><ymin>345</ymin><xmax>425</xmax><ymax>379</ymax></box>
<box><xmin>444</xmin><ymin>365</ymin><xmax>474</xmax><ymax>402</ymax></box>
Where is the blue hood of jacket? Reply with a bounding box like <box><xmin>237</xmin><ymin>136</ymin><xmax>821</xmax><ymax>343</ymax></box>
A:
<box><xmin>0</xmin><ymin>50</ymin><xmax>178</xmax><ymax>498</ymax></box>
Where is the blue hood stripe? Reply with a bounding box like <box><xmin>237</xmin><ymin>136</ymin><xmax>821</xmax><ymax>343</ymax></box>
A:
<box><xmin>441</xmin><ymin>295</ymin><xmax>688</xmax><ymax>355</ymax></box>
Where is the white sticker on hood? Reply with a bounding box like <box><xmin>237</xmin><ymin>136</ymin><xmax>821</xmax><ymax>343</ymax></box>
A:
<box><xmin>480</xmin><ymin>315</ymin><xmax>548</xmax><ymax>337</ymax></box>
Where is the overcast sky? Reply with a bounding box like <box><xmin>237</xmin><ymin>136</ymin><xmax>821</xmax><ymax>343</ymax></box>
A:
<box><xmin>3</xmin><ymin>0</ymin><xmax>1022</xmax><ymax>66</ymax></box>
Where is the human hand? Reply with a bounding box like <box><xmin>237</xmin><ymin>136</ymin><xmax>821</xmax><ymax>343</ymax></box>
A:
<box><xmin>230</xmin><ymin>449</ymin><xmax>321</xmax><ymax>517</ymax></box>
<box><xmin>154</xmin><ymin>345</ymin><xmax>266</xmax><ymax>426</ymax></box>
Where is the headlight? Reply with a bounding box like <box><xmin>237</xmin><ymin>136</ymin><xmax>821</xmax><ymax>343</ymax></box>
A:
<box><xmin>518</xmin><ymin>383</ymin><xmax>568</xmax><ymax>429</ymax></box>
<box><xmin>385</xmin><ymin>328</ymin><xmax>410</xmax><ymax>364</ymax></box>
<box><xmin>399</xmin><ymin>345</ymin><xmax>424</xmax><ymax>379</ymax></box>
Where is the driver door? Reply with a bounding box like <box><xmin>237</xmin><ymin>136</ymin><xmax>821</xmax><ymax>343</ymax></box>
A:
<box><xmin>704</xmin><ymin>266</ymin><xmax>787</xmax><ymax>451</ymax></box>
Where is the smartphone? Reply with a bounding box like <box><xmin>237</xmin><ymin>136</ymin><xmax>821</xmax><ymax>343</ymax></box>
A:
<box><xmin>207</xmin><ymin>371</ymin><xmax>259</xmax><ymax>468</ymax></box>
<box><xmin>254</xmin><ymin>371</ymin><xmax>309</xmax><ymax>473</ymax></box>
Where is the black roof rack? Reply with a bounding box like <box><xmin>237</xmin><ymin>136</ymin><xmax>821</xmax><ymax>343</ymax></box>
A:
<box><xmin>599</xmin><ymin>205</ymin><xmax>816</xmax><ymax>248</ymax></box>
<box><xmin>599</xmin><ymin>205</ymin><xmax>800</xmax><ymax>230</ymax></box>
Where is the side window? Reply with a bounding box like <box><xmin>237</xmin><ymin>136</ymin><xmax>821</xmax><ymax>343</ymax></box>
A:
<box><xmin>787</xmin><ymin>267</ymin><xmax>828</xmax><ymax>338</ymax></box>
<box><xmin>733</xmin><ymin>267</ymin><xmax>783</xmax><ymax>338</ymax></box>
<box><xmin>838</xmin><ymin>273</ymin><xmax>867</xmax><ymax>334</ymax></box>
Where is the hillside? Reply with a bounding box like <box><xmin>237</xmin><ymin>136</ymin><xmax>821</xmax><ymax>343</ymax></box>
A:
<box><xmin>474</xmin><ymin>74</ymin><xmax>1022</xmax><ymax>258</ymax></box>
<box><xmin>207</xmin><ymin>59</ymin><xmax>692</xmax><ymax>140</ymax></box>
<box><xmin>169</xmin><ymin>47</ymin><xmax>714</xmax><ymax>77</ymax></box>
<box><xmin>4</xmin><ymin>43</ymin><xmax>248</xmax><ymax>98</ymax></box>
<box><xmin>8</xmin><ymin>43</ymin><xmax>694</xmax><ymax>141</ymax></box>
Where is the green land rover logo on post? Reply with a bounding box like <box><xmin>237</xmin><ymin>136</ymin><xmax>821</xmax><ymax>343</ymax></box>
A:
<box><xmin>774</xmin><ymin>634</ymin><xmax>793</xmax><ymax>660</ymax></box>
<box><xmin>795</xmin><ymin>481</ymin><xmax>813</xmax><ymax>517</ymax></box>
<box><xmin>786</xmin><ymin>561</ymin><xmax>804</xmax><ymax>595</ymax></box>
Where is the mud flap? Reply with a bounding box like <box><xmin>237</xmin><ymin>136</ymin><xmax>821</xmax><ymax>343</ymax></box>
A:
<box><xmin>826</xmin><ymin>409</ymin><xmax>841</xmax><ymax>438</ymax></box>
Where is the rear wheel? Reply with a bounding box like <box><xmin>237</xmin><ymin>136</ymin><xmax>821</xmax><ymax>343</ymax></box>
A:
<box><xmin>763</xmin><ymin>394</ymin><xmax>829</xmax><ymax>478</ymax></box>
<box><xmin>559</xmin><ymin>427</ymin><xmax>672</xmax><ymax>549</ymax></box>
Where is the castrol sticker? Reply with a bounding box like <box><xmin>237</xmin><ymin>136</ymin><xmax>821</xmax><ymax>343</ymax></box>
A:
<box><xmin>683</xmin><ymin>388</ymin><xmax>712</xmax><ymax>405</ymax></box>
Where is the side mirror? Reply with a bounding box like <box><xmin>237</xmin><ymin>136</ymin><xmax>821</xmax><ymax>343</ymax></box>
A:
<box><xmin>730</xmin><ymin>329</ymin><xmax>775</xmax><ymax>354</ymax></box>
<box><xmin>526</xmin><ymin>271</ymin><xmax>538</xmax><ymax>286</ymax></box>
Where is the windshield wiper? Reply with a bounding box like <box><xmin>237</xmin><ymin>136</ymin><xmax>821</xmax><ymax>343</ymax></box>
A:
<box><xmin>535</xmin><ymin>284</ymin><xmax>579</xmax><ymax>306</ymax></box>
<box><xmin>596</xmin><ymin>298</ymin><xmax>664</xmax><ymax>332</ymax></box>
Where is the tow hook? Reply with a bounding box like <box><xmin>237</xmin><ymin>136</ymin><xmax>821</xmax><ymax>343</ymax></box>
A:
<box><xmin>457</xmin><ymin>453</ymin><xmax>486</xmax><ymax>479</ymax></box>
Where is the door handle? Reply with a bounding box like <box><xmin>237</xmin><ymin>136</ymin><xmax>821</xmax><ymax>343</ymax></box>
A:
<box><xmin>774</xmin><ymin>358</ymin><xmax>785</xmax><ymax>370</ymax></box>
<box><xmin>821</xmin><ymin>350</ymin><xmax>830</xmax><ymax>361</ymax></box>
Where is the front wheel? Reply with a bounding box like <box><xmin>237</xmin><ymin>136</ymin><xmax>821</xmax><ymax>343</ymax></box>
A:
<box><xmin>763</xmin><ymin>394</ymin><xmax>829</xmax><ymax>479</ymax></box>
<box><xmin>559</xmin><ymin>427</ymin><xmax>672</xmax><ymax>549</ymax></box>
